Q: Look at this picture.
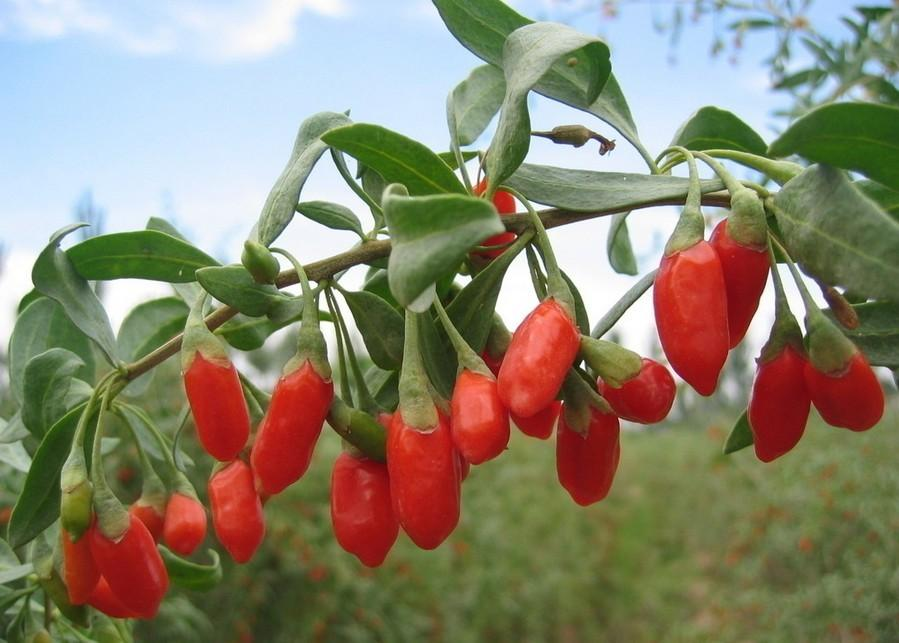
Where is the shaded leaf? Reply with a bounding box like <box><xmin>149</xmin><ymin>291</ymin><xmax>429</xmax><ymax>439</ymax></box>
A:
<box><xmin>21</xmin><ymin>349</ymin><xmax>84</xmax><ymax>439</ymax></box>
<box><xmin>365</xmin><ymin>367</ymin><xmax>399</xmax><ymax>413</ymax></box>
<box><xmin>0</xmin><ymin>442</ymin><xmax>31</xmax><ymax>474</ymax></box>
<box><xmin>417</xmin><ymin>311</ymin><xmax>455</xmax><ymax>400</ymax></box>
<box><xmin>723</xmin><ymin>410</ymin><xmax>753</xmax><ymax>454</ymax></box>
<box><xmin>117</xmin><ymin>297</ymin><xmax>189</xmax><ymax>397</ymax></box>
<box><xmin>448</xmin><ymin>64</ymin><xmax>506</xmax><ymax>146</ymax></box>
<box><xmin>824</xmin><ymin>301</ymin><xmax>899</xmax><ymax>369</ymax></box>
<box><xmin>340</xmin><ymin>289</ymin><xmax>405</xmax><ymax>371</ymax></box>
<box><xmin>159</xmin><ymin>547</ymin><xmax>222</xmax><ymax>592</ymax></box>
<box><xmin>196</xmin><ymin>265</ymin><xmax>292</xmax><ymax>317</ymax></box>
<box><xmin>607</xmin><ymin>213</ymin><xmax>638</xmax><ymax>275</ymax></box>
<box><xmin>856</xmin><ymin>179</ymin><xmax>899</xmax><ymax>223</ymax></box>
<box><xmin>671</xmin><ymin>106</ymin><xmax>767</xmax><ymax>155</ymax></box>
<box><xmin>296</xmin><ymin>201</ymin><xmax>365</xmax><ymax>239</ymax></box>
<box><xmin>146</xmin><ymin>217</ymin><xmax>204</xmax><ymax>305</ymax></box>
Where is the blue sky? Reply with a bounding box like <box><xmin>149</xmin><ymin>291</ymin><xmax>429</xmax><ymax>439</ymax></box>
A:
<box><xmin>0</xmin><ymin>0</ymin><xmax>848</xmax><ymax>353</ymax></box>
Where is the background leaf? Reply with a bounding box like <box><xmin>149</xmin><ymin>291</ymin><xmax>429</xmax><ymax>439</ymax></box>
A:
<box><xmin>0</xmin><ymin>443</ymin><xmax>32</xmax><ymax>474</ymax></box>
<box><xmin>196</xmin><ymin>266</ymin><xmax>292</xmax><ymax>317</ymax></box>
<box><xmin>8</xmin><ymin>298</ymin><xmax>96</xmax><ymax>404</ymax></box>
<box><xmin>296</xmin><ymin>201</ymin><xmax>365</xmax><ymax>239</ymax></box>
<box><xmin>768</xmin><ymin>102</ymin><xmax>899</xmax><ymax>190</ymax></box>
<box><xmin>856</xmin><ymin>180</ymin><xmax>899</xmax><ymax>223</ymax></box>
<box><xmin>146</xmin><ymin>217</ymin><xmax>204</xmax><ymax>305</ymax></box>
<box><xmin>254</xmin><ymin>111</ymin><xmax>352</xmax><ymax>246</ymax></box>
<box><xmin>824</xmin><ymin>302</ymin><xmax>899</xmax><ymax>369</ymax></box>
<box><xmin>773</xmin><ymin>165</ymin><xmax>899</xmax><ymax>302</ymax></box>
<box><xmin>506</xmin><ymin>164</ymin><xmax>723</xmax><ymax>212</ymax></box>
<box><xmin>723</xmin><ymin>410</ymin><xmax>753</xmax><ymax>454</ymax></box>
<box><xmin>21</xmin><ymin>348</ymin><xmax>84</xmax><ymax>439</ymax></box>
<box><xmin>67</xmin><ymin>231</ymin><xmax>219</xmax><ymax>282</ymax></box>
<box><xmin>607</xmin><ymin>213</ymin><xmax>638</xmax><ymax>275</ymax></box>
<box><xmin>31</xmin><ymin>226</ymin><xmax>118</xmax><ymax>365</ymax></box>
<box><xmin>323</xmin><ymin>124</ymin><xmax>466</xmax><ymax>196</ymax></box>
<box><xmin>159</xmin><ymin>547</ymin><xmax>223</xmax><ymax>592</ymax></box>
<box><xmin>117</xmin><ymin>297</ymin><xmax>189</xmax><ymax>396</ymax></box>
<box><xmin>383</xmin><ymin>189</ymin><xmax>503</xmax><ymax>308</ymax></box>
<box><xmin>448</xmin><ymin>64</ymin><xmax>506</xmax><ymax>147</ymax></box>
<box><xmin>339</xmin><ymin>289</ymin><xmax>405</xmax><ymax>371</ymax></box>
<box><xmin>671</xmin><ymin>106</ymin><xmax>767</xmax><ymax>154</ymax></box>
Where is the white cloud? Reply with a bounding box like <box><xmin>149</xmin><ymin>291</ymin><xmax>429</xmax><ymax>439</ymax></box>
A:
<box><xmin>0</xmin><ymin>0</ymin><xmax>350</xmax><ymax>61</ymax></box>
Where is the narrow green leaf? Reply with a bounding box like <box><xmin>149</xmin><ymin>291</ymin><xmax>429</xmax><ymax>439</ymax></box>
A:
<box><xmin>607</xmin><ymin>213</ymin><xmax>638</xmax><ymax>275</ymax></box>
<box><xmin>196</xmin><ymin>265</ymin><xmax>292</xmax><ymax>317</ymax></box>
<box><xmin>768</xmin><ymin>102</ymin><xmax>899</xmax><ymax>190</ymax></box>
<box><xmin>437</xmin><ymin>150</ymin><xmax>479</xmax><ymax>170</ymax></box>
<box><xmin>671</xmin><ymin>106</ymin><xmax>767</xmax><ymax>155</ymax></box>
<box><xmin>723</xmin><ymin>410</ymin><xmax>753</xmax><ymax>454</ymax></box>
<box><xmin>296</xmin><ymin>201</ymin><xmax>366</xmax><ymax>239</ymax></box>
<box><xmin>117</xmin><ymin>297</ymin><xmax>189</xmax><ymax>397</ymax></box>
<box><xmin>418</xmin><ymin>312</ymin><xmax>455</xmax><ymax>400</ymax></box>
<box><xmin>7</xmin><ymin>404</ymin><xmax>90</xmax><ymax>549</ymax></box>
<box><xmin>824</xmin><ymin>302</ymin><xmax>899</xmax><ymax>369</ymax></box>
<box><xmin>8</xmin><ymin>298</ymin><xmax>96</xmax><ymax>404</ymax></box>
<box><xmin>448</xmin><ymin>64</ymin><xmax>506</xmax><ymax>146</ymax></box>
<box><xmin>561</xmin><ymin>271</ymin><xmax>590</xmax><ymax>336</ymax></box>
<box><xmin>773</xmin><ymin>165</ymin><xmax>899</xmax><ymax>302</ymax></box>
<box><xmin>323</xmin><ymin>124</ymin><xmax>466</xmax><ymax>196</ymax></box>
<box><xmin>383</xmin><ymin>188</ymin><xmax>504</xmax><ymax>308</ymax></box>
<box><xmin>488</xmin><ymin>22</ymin><xmax>610</xmax><ymax>188</ymax></box>
<box><xmin>254</xmin><ymin>111</ymin><xmax>353</xmax><ymax>246</ymax></box>
<box><xmin>340</xmin><ymin>289</ymin><xmax>405</xmax><ymax>371</ymax></box>
<box><xmin>159</xmin><ymin>547</ymin><xmax>222</xmax><ymax>592</ymax></box>
<box><xmin>0</xmin><ymin>443</ymin><xmax>31</xmax><ymax>474</ymax></box>
<box><xmin>21</xmin><ymin>349</ymin><xmax>84</xmax><ymax>439</ymax></box>
<box><xmin>506</xmin><ymin>163</ymin><xmax>723</xmax><ymax>212</ymax></box>
<box><xmin>32</xmin><ymin>226</ymin><xmax>118</xmax><ymax>365</ymax></box>
<box><xmin>217</xmin><ymin>314</ymin><xmax>291</xmax><ymax>351</ymax></box>
<box><xmin>365</xmin><ymin>367</ymin><xmax>399</xmax><ymax>413</ymax></box>
<box><xmin>856</xmin><ymin>180</ymin><xmax>899</xmax><ymax>223</ymax></box>
<box><xmin>0</xmin><ymin>564</ymin><xmax>34</xmax><ymax>586</ymax></box>
<box><xmin>67</xmin><ymin>231</ymin><xmax>219</xmax><ymax>283</ymax></box>
<box><xmin>114</xmin><ymin>403</ymin><xmax>184</xmax><ymax>467</ymax></box>
<box><xmin>146</xmin><ymin>217</ymin><xmax>204</xmax><ymax>305</ymax></box>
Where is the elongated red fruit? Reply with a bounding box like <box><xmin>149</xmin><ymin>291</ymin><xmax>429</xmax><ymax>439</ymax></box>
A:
<box><xmin>163</xmin><ymin>493</ymin><xmax>207</xmax><ymax>557</ymax></box>
<box><xmin>556</xmin><ymin>406</ymin><xmax>620</xmax><ymax>506</ymax></box>
<box><xmin>183</xmin><ymin>353</ymin><xmax>250</xmax><ymax>461</ymax></box>
<box><xmin>387</xmin><ymin>412</ymin><xmax>460</xmax><ymax>550</ymax></box>
<box><xmin>209</xmin><ymin>460</ymin><xmax>265</xmax><ymax>564</ymax></box>
<box><xmin>473</xmin><ymin>179</ymin><xmax>517</xmax><ymax>260</ymax></box>
<box><xmin>598</xmin><ymin>358</ymin><xmax>676</xmax><ymax>424</ymax></box>
<box><xmin>511</xmin><ymin>400</ymin><xmax>562</xmax><ymax>440</ymax></box>
<box><xmin>128</xmin><ymin>502</ymin><xmax>165</xmax><ymax>543</ymax></box>
<box><xmin>86</xmin><ymin>577</ymin><xmax>138</xmax><ymax>619</ymax></box>
<box><xmin>330</xmin><ymin>452</ymin><xmax>398</xmax><ymax>567</ymax></box>
<box><xmin>88</xmin><ymin>517</ymin><xmax>169</xmax><ymax>619</ymax></box>
<box><xmin>710</xmin><ymin>219</ymin><xmax>770</xmax><ymax>347</ymax></box>
<box><xmin>804</xmin><ymin>351</ymin><xmax>884</xmax><ymax>431</ymax></box>
<box><xmin>251</xmin><ymin>361</ymin><xmax>334</xmax><ymax>496</ymax></box>
<box><xmin>62</xmin><ymin>529</ymin><xmax>99</xmax><ymax>605</ymax></box>
<box><xmin>748</xmin><ymin>345</ymin><xmax>810</xmax><ymax>462</ymax></box>
<box><xmin>653</xmin><ymin>240</ymin><xmax>729</xmax><ymax>396</ymax></box>
<box><xmin>450</xmin><ymin>370</ymin><xmax>510</xmax><ymax>464</ymax></box>
<box><xmin>497</xmin><ymin>298</ymin><xmax>580</xmax><ymax>417</ymax></box>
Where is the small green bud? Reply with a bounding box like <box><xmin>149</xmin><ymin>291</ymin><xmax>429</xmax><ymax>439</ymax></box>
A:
<box><xmin>242</xmin><ymin>240</ymin><xmax>281</xmax><ymax>284</ymax></box>
<box><xmin>579</xmin><ymin>336</ymin><xmax>642</xmax><ymax>388</ymax></box>
<box><xmin>60</xmin><ymin>477</ymin><xmax>93</xmax><ymax>541</ymax></box>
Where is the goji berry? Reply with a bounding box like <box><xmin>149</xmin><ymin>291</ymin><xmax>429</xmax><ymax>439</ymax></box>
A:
<box><xmin>598</xmin><ymin>358</ymin><xmax>676</xmax><ymax>424</ymax></box>
<box><xmin>473</xmin><ymin>179</ymin><xmax>517</xmax><ymax>260</ymax></box>
<box><xmin>183</xmin><ymin>352</ymin><xmax>251</xmax><ymax>461</ymax></box>
<box><xmin>512</xmin><ymin>400</ymin><xmax>562</xmax><ymax>440</ymax></box>
<box><xmin>209</xmin><ymin>460</ymin><xmax>265</xmax><ymax>563</ymax></box>
<box><xmin>749</xmin><ymin>345</ymin><xmax>810</xmax><ymax>461</ymax></box>
<box><xmin>450</xmin><ymin>369</ymin><xmax>510</xmax><ymax>464</ymax></box>
<box><xmin>62</xmin><ymin>528</ymin><xmax>99</xmax><ymax>606</ymax></box>
<box><xmin>804</xmin><ymin>351</ymin><xmax>884</xmax><ymax>431</ymax></box>
<box><xmin>163</xmin><ymin>493</ymin><xmax>208</xmax><ymax>557</ymax></box>
<box><xmin>556</xmin><ymin>406</ymin><xmax>620</xmax><ymax>506</ymax></box>
<box><xmin>128</xmin><ymin>502</ymin><xmax>165</xmax><ymax>543</ymax></box>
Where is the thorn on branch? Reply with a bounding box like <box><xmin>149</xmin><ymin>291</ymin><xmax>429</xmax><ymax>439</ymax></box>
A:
<box><xmin>531</xmin><ymin>125</ymin><xmax>616</xmax><ymax>156</ymax></box>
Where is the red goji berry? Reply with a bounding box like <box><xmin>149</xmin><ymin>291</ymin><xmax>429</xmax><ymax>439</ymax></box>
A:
<box><xmin>183</xmin><ymin>352</ymin><xmax>251</xmax><ymax>461</ymax></box>
<box><xmin>88</xmin><ymin>517</ymin><xmax>169</xmax><ymax>619</ymax></box>
<box><xmin>653</xmin><ymin>240</ymin><xmax>729</xmax><ymax>396</ymax></box>
<box><xmin>61</xmin><ymin>529</ymin><xmax>99</xmax><ymax>606</ymax></box>
<box><xmin>497</xmin><ymin>298</ymin><xmax>580</xmax><ymax>417</ymax></box>
<box><xmin>556</xmin><ymin>406</ymin><xmax>620</xmax><ymax>506</ymax></box>
<box><xmin>473</xmin><ymin>179</ymin><xmax>517</xmax><ymax>260</ymax></box>
<box><xmin>128</xmin><ymin>502</ymin><xmax>165</xmax><ymax>543</ymax></box>
<box><xmin>387</xmin><ymin>411</ymin><xmax>460</xmax><ymax>550</ymax></box>
<box><xmin>86</xmin><ymin>577</ymin><xmax>139</xmax><ymax>619</ymax></box>
<box><xmin>450</xmin><ymin>369</ymin><xmax>510</xmax><ymax>464</ymax></box>
<box><xmin>209</xmin><ymin>460</ymin><xmax>265</xmax><ymax>564</ymax></box>
<box><xmin>511</xmin><ymin>400</ymin><xmax>562</xmax><ymax>440</ymax></box>
<box><xmin>330</xmin><ymin>452</ymin><xmax>398</xmax><ymax>567</ymax></box>
<box><xmin>748</xmin><ymin>345</ymin><xmax>810</xmax><ymax>462</ymax></box>
<box><xmin>804</xmin><ymin>351</ymin><xmax>884</xmax><ymax>431</ymax></box>
<box><xmin>598</xmin><ymin>358</ymin><xmax>676</xmax><ymax>424</ymax></box>
<box><xmin>251</xmin><ymin>361</ymin><xmax>334</xmax><ymax>496</ymax></box>
<box><xmin>162</xmin><ymin>493</ymin><xmax>208</xmax><ymax>557</ymax></box>
<box><xmin>709</xmin><ymin>219</ymin><xmax>770</xmax><ymax>348</ymax></box>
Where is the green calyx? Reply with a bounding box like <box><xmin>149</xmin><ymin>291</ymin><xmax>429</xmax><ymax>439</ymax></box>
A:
<box><xmin>397</xmin><ymin>311</ymin><xmax>439</xmax><ymax>431</ymax></box>
<box><xmin>241</xmin><ymin>240</ymin><xmax>281</xmax><ymax>284</ymax></box>
<box><xmin>181</xmin><ymin>293</ymin><xmax>229</xmax><ymax>373</ymax></box>
<box><xmin>561</xmin><ymin>370</ymin><xmax>611</xmax><ymax>435</ymax></box>
<box><xmin>759</xmin><ymin>257</ymin><xmax>805</xmax><ymax>364</ymax></box>
<box><xmin>60</xmin><ymin>476</ymin><xmax>93</xmax><ymax>541</ymax></box>
<box><xmin>694</xmin><ymin>149</ymin><xmax>802</xmax><ymax>186</ymax></box>
<box><xmin>662</xmin><ymin>147</ymin><xmax>705</xmax><ymax>256</ymax></box>
<box><xmin>726</xmin><ymin>188</ymin><xmax>769</xmax><ymax>249</ymax></box>
<box><xmin>804</xmin><ymin>309</ymin><xmax>858</xmax><ymax>374</ymax></box>
<box><xmin>579</xmin><ymin>336</ymin><xmax>643</xmax><ymax>388</ymax></box>
<box><xmin>326</xmin><ymin>397</ymin><xmax>387</xmax><ymax>462</ymax></box>
<box><xmin>433</xmin><ymin>297</ymin><xmax>492</xmax><ymax>378</ymax></box>
<box><xmin>90</xmin><ymin>386</ymin><xmax>130</xmax><ymax>541</ymax></box>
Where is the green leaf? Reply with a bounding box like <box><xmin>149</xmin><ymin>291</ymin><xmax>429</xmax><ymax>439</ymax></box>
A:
<box><xmin>768</xmin><ymin>103</ymin><xmax>899</xmax><ymax>190</ymax></box>
<box><xmin>117</xmin><ymin>297</ymin><xmax>189</xmax><ymax>397</ymax></box>
<box><xmin>146</xmin><ymin>217</ymin><xmax>204</xmax><ymax>305</ymax></box>
<box><xmin>418</xmin><ymin>311</ymin><xmax>455</xmax><ymax>400</ymax></box>
<box><xmin>15</xmin><ymin>290</ymin><xmax>42</xmax><ymax>315</ymax></box>
<box><xmin>296</xmin><ymin>201</ymin><xmax>366</xmax><ymax>239</ymax></box>
<box><xmin>21</xmin><ymin>349</ymin><xmax>84</xmax><ymax>439</ymax></box>
<box><xmin>856</xmin><ymin>180</ymin><xmax>899</xmax><ymax>223</ymax></box>
<box><xmin>217</xmin><ymin>314</ymin><xmax>288</xmax><ymax>351</ymax></box>
<box><xmin>448</xmin><ymin>64</ymin><xmax>506</xmax><ymax>146</ymax></box>
<box><xmin>7</xmin><ymin>404</ymin><xmax>90</xmax><ymax>549</ymax></box>
<box><xmin>383</xmin><ymin>187</ymin><xmax>504</xmax><ymax>308</ymax></box>
<box><xmin>487</xmin><ymin>22</ymin><xmax>610</xmax><ymax>188</ymax></box>
<box><xmin>114</xmin><ymin>403</ymin><xmax>183</xmax><ymax>467</ymax></box>
<box><xmin>433</xmin><ymin>0</ymin><xmax>648</xmax><ymax>167</ymax></box>
<box><xmin>323</xmin><ymin>124</ymin><xmax>466</xmax><ymax>196</ymax></box>
<box><xmin>505</xmin><ymin>163</ymin><xmax>724</xmax><ymax>212</ymax></box>
<box><xmin>446</xmin><ymin>239</ymin><xmax>522</xmax><ymax>352</ymax></box>
<box><xmin>0</xmin><ymin>414</ymin><xmax>29</xmax><ymax>444</ymax></box>
<box><xmin>0</xmin><ymin>443</ymin><xmax>31</xmax><ymax>474</ymax></box>
<box><xmin>824</xmin><ymin>302</ymin><xmax>899</xmax><ymax>369</ymax></box>
<box><xmin>66</xmin><ymin>231</ymin><xmax>219</xmax><ymax>283</ymax></box>
<box><xmin>365</xmin><ymin>367</ymin><xmax>399</xmax><ymax>413</ymax></box>
<box><xmin>8</xmin><ymin>298</ymin><xmax>96</xmax><ymax>404</ymax></box>
<box><xmin>0</xmin><ymin>564</ymin><xmax>34</xmax><ymax>586</ymax></box>
<box><xmin>31</xmin><ymin>225</ymin><xmax>118</xmax><ymax>365</ymax></box>
<box><xmin>723</xmin><ymin>410</ymin><xmax>753</xmax><ymax>454</ymax></box>
<box><xmin>339</xmin><ymin>289</ymin><xmax>405</xmax><ymax>371</ymax></box>
<box><xmin>196</xmin><ymin>265</ymin><xmax>292</xmax><ymax>317</ymax></box>
<box><xmin>362</xmin><ymin>269</ymin><xmax>401</xmax><ymax>309</ymax></box>
<box><xmin>561</xmin><ymin>271</ymin><xmax>590</xmax><ymax>336</ymax></box>
<box><xmin>606</xmin><ymin>213</ymin><xmax>638</xmax><ymax>275</ymax></box>
<box><xmin>159</xmin><ymin>547</ymin><xmax>222</xmax><ymax>592</ymax></box>
<box><xmin>437</xmin><ymin>150</ymin><xmax>479</xmax><ymax>170</ymax></box>
<box><xmin>254</xmin><ymin>111</ymin><xmax>353</xmax><ymax>246</ymax></box>
<box><xmin>773</xmin><ymin>165</ymin><xmax>899</xmax><ymax>302</ymax></box>
<box><xmin>670</xmin><ymin>106</ymin><xmax>767</xmax><ymax>155</ymax></box>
